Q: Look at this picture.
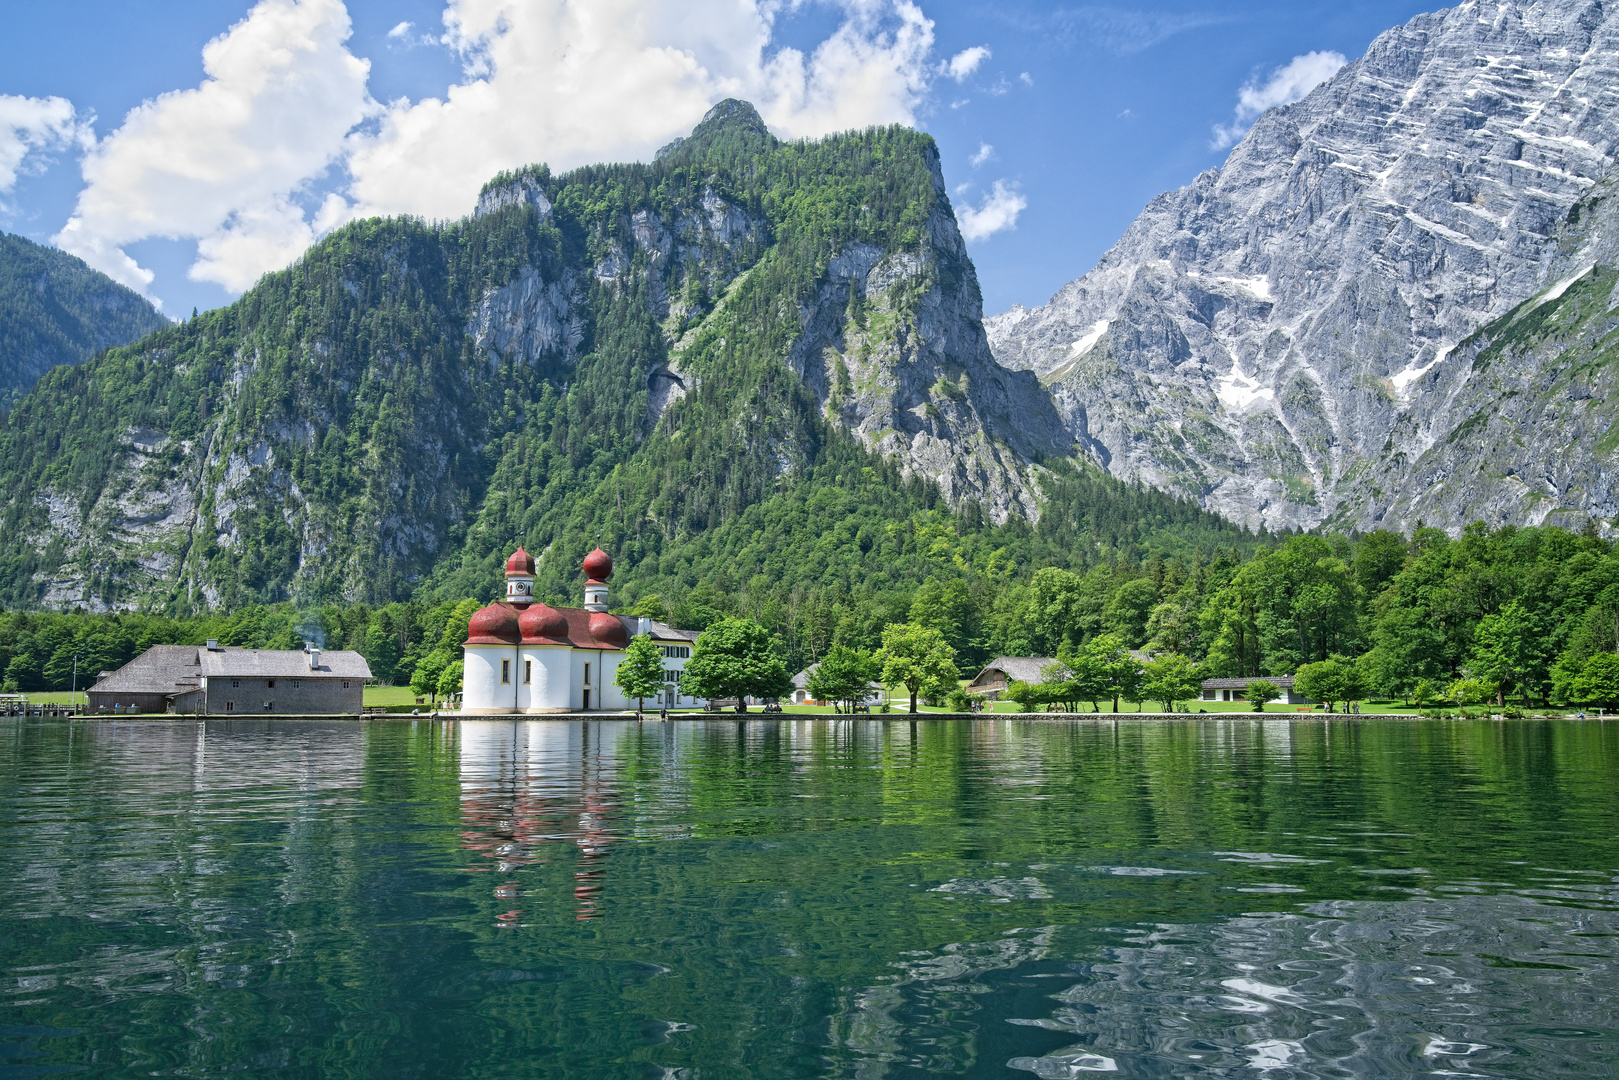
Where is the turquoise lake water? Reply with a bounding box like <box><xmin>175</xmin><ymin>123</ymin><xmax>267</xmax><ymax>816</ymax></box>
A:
<box><xmin>1</xmin><ymin>716</ymin><xmax>1616</xmax><ymax>1078</ymax></box>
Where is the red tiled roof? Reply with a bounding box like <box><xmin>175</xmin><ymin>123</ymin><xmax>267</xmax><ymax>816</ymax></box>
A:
<box><xmin>559</xmin><ymin>607</ymin><xmax>632</xmax><ymax>650</ymax></box>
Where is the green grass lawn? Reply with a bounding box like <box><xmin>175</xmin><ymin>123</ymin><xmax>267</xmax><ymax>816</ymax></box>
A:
<box><xmin>365</xmin><ymin>685</ymin><xmax>430</xmax><ymax>707</ymax></box>
<box><xmin>13</xmin><ymin>692</ymin><xmax>79</xmax><ymax>705</ymax></box>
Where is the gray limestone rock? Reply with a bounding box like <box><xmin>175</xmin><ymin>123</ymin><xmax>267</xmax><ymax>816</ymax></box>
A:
<box><xmin>988</xmin><ymin>0</ymin><xmax>1619</xmax><ymax>533</ymax></box>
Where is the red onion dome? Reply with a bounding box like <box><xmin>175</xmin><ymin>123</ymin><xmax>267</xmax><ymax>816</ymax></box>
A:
<box><xmin>466</xmin><ymin>602</ymin><xmax>520</xmax><ymax>644</ymax></box>
<box><xmin>588</xmin><ymin>612</ymin><xmax>629</xmax><ymax>650</ymax></box>
<box><xmin>518</xmin><ymin>602</ymin><xmax>570</xmax><ymax>644</ymax></box>
<box><xmin>505</xmin><ymin>547</ymin><xmax>536</xmax><ymax>576</ymax></box>
<box><xmin>582</xmin><ymin>547</ymin><xmax>614</xmax><ymax>581</ymax></box>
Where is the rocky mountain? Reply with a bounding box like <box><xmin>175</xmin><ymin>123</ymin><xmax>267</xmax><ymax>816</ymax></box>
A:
<box><xmin>988</xmin><ymin>0</ymin><xmax>1619</xmax><ymax>534</ymax></box>
<box><xmin>0</xmin><ymin>232</ymin><xmax>168</xmax><ymax>414</ymax></box>
<box><xmin>1383</xmin><ymin>168</ymin><xmax>1619</xmax><ymax>528</ymax></box>
<box><xmin>0</xmin><ymin>102</ymin><xmax>1226</xmax><ymax>612</ymax></box>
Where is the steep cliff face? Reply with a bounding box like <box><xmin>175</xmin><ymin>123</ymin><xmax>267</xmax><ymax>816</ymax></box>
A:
<box><xmin>1372</xmin><ymin>171</ymin><xmax>1619</xmax><ymax>530</ymax></box>
<box><xmin>0</xmin><ymin>232</ymin><xmax>168</xmax><ymax>413</ymax></box>
<box><xmin>0</xmin><ymin>101</ymin><xmax>1070</xmax><ymax>611</ymax></box>
<box><xmin>988</xmin><ymin>0</ymin><xmax>1619</xmax><ymax>533</ymax></box>
<box><xmin>782</xmin><ymin>183</ymin><xmax>1067</xmax><ymax>522</ymax></box>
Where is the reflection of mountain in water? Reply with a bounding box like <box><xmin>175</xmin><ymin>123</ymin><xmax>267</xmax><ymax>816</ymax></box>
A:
<box><xmin>1002</xmin><ymin>893</ymin><xmax>1619</xmax><ymax>1078</ymax></box>
<box><xmin>458</xmin><ymin>720</ymin><xmax>629</xmax><ymax>920</ymax></box>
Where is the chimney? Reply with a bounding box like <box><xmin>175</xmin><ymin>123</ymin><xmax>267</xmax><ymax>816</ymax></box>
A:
<box><xmin>206</xmin><ymin>639</ymin><xmax>219</xmax><ymax>651</ymax></box>
<box><xmin>307</xmin><ymin>644</ymin><xmax>321</xmax><ymax>670</ymax></box>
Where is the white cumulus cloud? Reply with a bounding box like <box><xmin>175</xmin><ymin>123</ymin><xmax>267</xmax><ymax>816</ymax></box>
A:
<box><xmin>44</xmin><ymin>0</ymin><xmax>944</xmax><ymax>300</ymax></box>
<box><xmin>53</xmin><ymin>0</ymin><xmax>374</xmax><ymax>297</ymax></box>
<box><xmin>0</xmin><ymin>95</ymin><xmax>91</xmax><ymax>197</ymax></box>
<box><xmin>1212</xmin><ymin>50</ymin><xmax>1346</xmax><ymax>149</ymax></box>
<box><xmin>969</xmin><ymin>142</ymin><xmax>993</xmax><ymax>167</ymax></box>
<box><xmin>943</xmin><ymin>44</ymin><xmax>989</xmax><ymax>82</ymax></box>
<box><xmin>346</xmin><ymin>0</ymin><xmax>935</xmax><ymax>221</ymax></box>
<box><xmin>50</xmin><ymin>0</ymin><xmax>941</xmax><ymax>298</ymax></box>
<box><xmin>956</xmin><ymin>179</ymin><xmax>1024</xmax><ymax>241</ymax></box>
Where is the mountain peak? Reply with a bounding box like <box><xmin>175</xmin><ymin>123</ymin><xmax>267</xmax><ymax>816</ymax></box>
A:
<box><xmin>988</xmin><ymin>0</ymin><xmax>1619</xmax><ymax>536</ymax></box>
<box><xmin>656</xmin><ymin>99</ymin><xmax>772</xmax><ymax>161</ymax></box>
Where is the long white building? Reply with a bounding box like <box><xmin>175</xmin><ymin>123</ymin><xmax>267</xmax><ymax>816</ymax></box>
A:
<box><xmin>461</xmin><ymin>547</ymin><xmax>701</xmax><ymax>714</ymax></box>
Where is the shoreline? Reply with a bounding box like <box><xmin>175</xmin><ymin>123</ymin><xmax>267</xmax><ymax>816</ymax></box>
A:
<box><xmin>41</xmin><ymin>710</ymin><xmax>1609</xmax><ymax>723</ymax></box>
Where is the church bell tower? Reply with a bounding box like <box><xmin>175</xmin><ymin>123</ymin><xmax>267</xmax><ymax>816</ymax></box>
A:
<box><xmin>505</xmin><ymin>547</ymin><xmax>536</xmax><ymax>606</ymax></box>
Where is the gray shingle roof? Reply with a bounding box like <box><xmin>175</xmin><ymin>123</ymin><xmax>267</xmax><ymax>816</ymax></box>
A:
<box><xmin>89</xmin><ymin>645</ymin><xmax>203</xmax><ymax>695</ymax></box>
<box><xmin>970</xmin><ymin>658</ymin><xmax>1054</xmax><ymax>686</ymax></box>
<box><xmin>91</xmin><ymin>645</ymin><xmax>372</xmax><ymax>696</ymax></box>
<box><xmin>645</xmin><ymin>619</ymin><xmax>700</xmax><ymax>644</ymax></box>
<box><xmin>1201</xmin><ymin>676</ymin><xmax>1295</xmax><ymax>690</ymax></box>
<box><xmin>201</xmin><ymin>648</ymin><xmax>372</xmax><ymax>679</ymax></box>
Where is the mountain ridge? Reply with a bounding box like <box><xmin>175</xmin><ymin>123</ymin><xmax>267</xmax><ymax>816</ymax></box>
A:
<box><xmin>988</xmin><ymin>0</ymin><xmax>1619</xmax><ymax>535</ymax></box>
<box><xmin>0</xmin><ymin>101</ymin><xmax>1244</xmax><ymax>613</ymax></box>
<box><xmin>0</xmin><ymin>232</ymin><xmax>169</xmax><ymax>415</ymax></box>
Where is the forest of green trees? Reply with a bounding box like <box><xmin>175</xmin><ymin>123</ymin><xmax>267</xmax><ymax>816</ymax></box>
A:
<box><xmin>4</xmin><ymin>520</ymin><xmax>1617</xmax><ymax>711</ymax></box>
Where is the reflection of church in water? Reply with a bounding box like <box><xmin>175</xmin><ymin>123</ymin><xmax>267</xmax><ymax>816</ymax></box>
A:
<box><xmin>458</xmin><ymin>721</ymin><xmax>631</xmax><ymax>921</ymax></box>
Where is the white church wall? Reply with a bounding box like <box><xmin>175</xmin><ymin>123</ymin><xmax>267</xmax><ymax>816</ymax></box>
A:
<box><xmin>597</xmin><ymin>650</ymin><xmax>628</xmax><ymax>710</ymax></box>
<box><xmin>464</xmin><ymin>645</ymin><xmax>516</xmax><ymax>714</ymax></box>
<box><xmin>518</xmin><ymin>647</ymin><xmax>571</xmax><ymax>712</ymax></box>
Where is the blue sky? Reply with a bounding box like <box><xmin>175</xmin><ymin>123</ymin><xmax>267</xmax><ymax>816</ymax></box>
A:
<box><xmin>0</xmin><ymin>0</ymin><xmax>1436</xmax><ymax>317</ymax></box>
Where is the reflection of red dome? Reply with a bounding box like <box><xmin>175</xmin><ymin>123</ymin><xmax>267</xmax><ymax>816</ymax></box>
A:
<box><xmin>582</xmin><ymin>547</ymin><xmax>613</xmax><ymax>581</ymax></box>
<box><xmin>467</xmin><ymin>602</ymin><xmax>520</xmax><ymax>644</ymax></box>
<box><xmin>519</xmin><ymin>602</ymin><xmax>570</xmax><ymax>644</ymax></box>
<box><xmin>588</xmin><ymin>612</ymin><xmax>629</xmax><ymax>649</ymax></box>
<box><xmin>506</xmin><ymin>547</ymin><xmax>536</xmax><ymax>576</ymax></box>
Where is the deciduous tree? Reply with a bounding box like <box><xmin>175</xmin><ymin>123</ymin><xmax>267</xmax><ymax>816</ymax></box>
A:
<box><xmin>1573</xmin><ymin>652</ymin><xmax>1619</xmax><ymax>709</ymax></box>
<box><xmin>1247</xmin><ymin>679</ymin><xmax>1282</xmax><ymax>712</ymax></box>
<box><xmin>678</xmin><ymin>618</ymin><xmax>791</xmax><ymax>711</ymax></box>
<box><xmin>614</xmin><ymin>635</ymin><xmax>665</xmax><ymax>718</ymax></box>
<box><xmin>1294</xmin><ymin>655</ymin><xmax>1362</xmax><ymax>713</ymax></box>
<box><xmin>875</xmin><ymin>623</ymin><xmax>958</xmax><ymax>713</ymax></box>
<box><xmin>805</xmin><ymin>645</ymin><xmax>878</xmax><ymax>712</ymax></box>
<box><xmin>1141</xmin><ymin>653</ymin><xmax>1202</xmax><ymax>713</ymax></box>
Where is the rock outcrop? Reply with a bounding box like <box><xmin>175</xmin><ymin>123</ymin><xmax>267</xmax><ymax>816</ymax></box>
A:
<box><xmin>988</xmin><ymin>0</ymin><xmax>1619</xmax><ymax>533</ymax></box>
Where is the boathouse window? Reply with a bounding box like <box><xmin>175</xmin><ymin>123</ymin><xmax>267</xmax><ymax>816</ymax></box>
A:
<box><xmin>342</xmin><ymin>681</ymin><xmax>351</xmax><ymax>689</ymax></box>
<box><xmin>231</xmin><ymin>680</ymin><xmax>240</xmax><ymax>688</ymax></box>
<box><xmin>291</xmin><ymin>680</ymin><xmax>299</xmax><ymax>689</ymax></box>
<box><xmin>524</xmin><ymin>660</ymin><xmax>532</xmax><ymax>684</ymax></box>
<box><xmin>583</xmin><ymin>663</ymin><xmax>592</xmax><ymax>686</ymax></box>
<box><xmin>501</xmin><ymin>660</ymin><xmax>510</xmax><ymax>684</ymax></box>
<box><xmin>225</xmin><ymin>701</ymin><xmax>234</xmax><ymax>712</ymax></box>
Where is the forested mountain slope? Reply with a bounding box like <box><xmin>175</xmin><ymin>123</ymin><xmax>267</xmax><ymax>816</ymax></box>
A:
<box><xmin>988</xmin><ymin>0</ymin><xmax>1619</xmax><ymax>535</ymax></box>
<box><xmin>0</xmin><ymin>232</ymin><xmax>168</xmax><ymax>414</ymax></box>
<box><xmin>0</xmin><ymin>101</ymin><xmax>1246</xmax><ymax>613</ymax></box>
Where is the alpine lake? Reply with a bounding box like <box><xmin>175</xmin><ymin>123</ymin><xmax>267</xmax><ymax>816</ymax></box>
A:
<box><xmin>2</xmin><ymin>716</ymin><xmax>1617</xmax><ymax>1078</ymax></box>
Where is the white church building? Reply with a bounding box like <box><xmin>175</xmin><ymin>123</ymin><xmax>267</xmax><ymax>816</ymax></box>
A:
<box><xmin>461</xmin><ymin>546</ymin><xmax>703</xmax><ymax>714</ymax></box>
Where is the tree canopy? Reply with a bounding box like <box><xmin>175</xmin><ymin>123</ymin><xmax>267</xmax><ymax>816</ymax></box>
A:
<box><xmin>678</xmin><ymin>618</ymin><xmax>791</xmax><ymax>709</ymax></box>
<box><xmin>614</xmin><ymin>635</ymin><xmax>665</xmax><ymax>716</ymax></box>
<box><xmin>804</xmin><ymin>645</ymin><xmax>878</xmax><ymax>712</ymax></box>
<box><xmin>875</xmin><ymin>623</ymin><xmax>957</xmax><ymax>713</ymax></box>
